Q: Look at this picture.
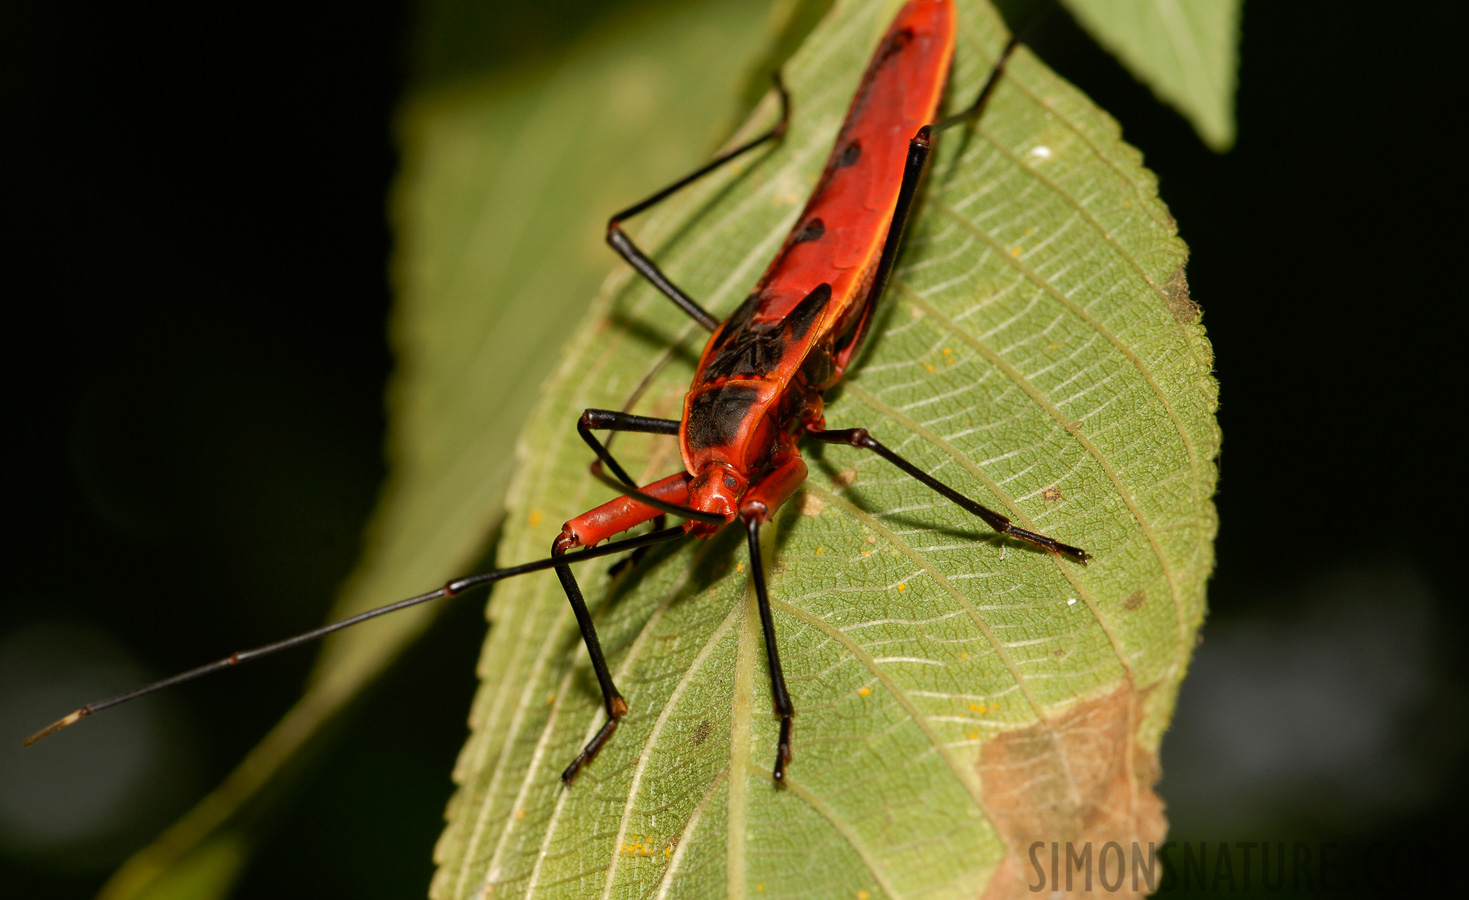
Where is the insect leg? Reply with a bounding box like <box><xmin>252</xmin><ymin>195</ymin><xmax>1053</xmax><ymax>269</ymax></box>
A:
<box><xmin>555</xmin><ymin>472</ymin><xmax>697</xmax><ymax>781</ymax></box>
<box><xmin>578</xmin><ymin>408</ymin><xmax>680</xmax><ymax>488</ymax></box>
<box><xmin>607</xmin><ymin>75</ymin><xmax>791</xmax><ymax>331</ymax></box>
<box><xmin>552</xmin><ymin>538</ymin><xmax>628</xmax><ymax>783</ymax></box>
<box><xmin>806</xmin><ymin>428</ymin><xmax>1089</xmax><ymax>563</ymax></box>
<box><xmin>738</xmin><ymin>453</ymin><xmax>808</xmax><ymax>782</ymax></box>
<box><xmin>577</xmin><ymin>408</ymin><xmax>682</xmax><ymax>571</ymax></box>
<box><xmin>743</xmin><ymin>515</ymin><xmax>795</xmax><ymax>783</ymax></box>
<box><xmin>933</xmin><ymin>37</ymin><xmax>1020</xmax><ymax>133</ymax></box>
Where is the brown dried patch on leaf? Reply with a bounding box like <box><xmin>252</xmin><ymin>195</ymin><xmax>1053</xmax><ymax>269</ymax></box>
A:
<box><xmin>978</xmin><ymin>682</ymin><xmax>1166</xmax><ymax>899</ymax></box>
<box><xmin>1042</xmin><ymin>487</ymin><xmax>1063</xmax><ymax>502</ymax></box>
<box><xmin>1165</xmin><ymin>267</ymin><xmax>1199</xmax><ymax>325</ymax></box>
<box><xmin>796</xmin><ymin>491</ymin><xmax>825</xmax><ymax>516</ymax></box>
<box><xmin>1123</xmin><ymin>589</ymin><xmax>1146</xmax><ymax>611</ymax></box>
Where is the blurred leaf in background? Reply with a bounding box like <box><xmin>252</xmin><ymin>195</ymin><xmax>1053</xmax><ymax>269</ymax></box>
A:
<box><xmin>1063</xmin><ymin>0</ymin><xmax>1241</xmax><ymax>150</ymax></box>
<box><xmin>94</xmin><ymin>0</ymin><xmax>780</xmax><ymax>897</ymax></box>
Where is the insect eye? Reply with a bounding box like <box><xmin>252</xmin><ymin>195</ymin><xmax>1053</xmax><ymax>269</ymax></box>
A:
<box><xmin>723</xmin><ymin>475</ymin><xmax>738</xmax><ymax>489</ymax></box>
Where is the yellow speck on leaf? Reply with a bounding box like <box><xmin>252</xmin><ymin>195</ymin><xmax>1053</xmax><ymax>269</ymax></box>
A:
<box><xmin>816</xmin><ymin>546</ymin><xmax>825</xmax><ymax>555</ymax></box>
<box><xmin>968</xmin><ymin>732</ymin><xmax>980</xmax><ymax>740</ymax></box>
<box><xmin>736</xmin><ymin>562</ymin><xmax>744</xmax><ymax>571</ymax></box>
<box><xmin>1011</xmin><ymin>247</ymin><xmax>1022</xmax><ymax>257</ymax></box>
<box><xmin>960</xmin><ymin>652</ymin><xmax>968</xmax><ymax>659</ymax></box>
<box><xmin>528</xmin><ymin>509</ymin><xmax>543</xmax><ymax>527</ymax></box>
<box><xmin>923</xmin><ymin>362</ymin><xmax>935</xmax><ymax>372</ymax></box>
<box><xmin>862</xmin><ymin>550</ymin><xmax>871</xmax><ymax>558</ymax></box>
<box><xmin>859</xmin><ymin>891</ymin><xmax>871</xmax><ymax>900</ymax></box>
<box><xmin>515</xmin><ymin>809</ymin><xmax>526</xmax><ymax>819</ymax></box>
<box><xmin>858</xmin><ymin>686</ymin><xmax>871</xmax><ymax>697</ymax></box>
<box><xmin>969</xmin><ymin>701</ymin><xmax>986</xmax><ymax>713</ymax></box>
<box><xmin>866</xmin><ymin>535</ymin><xmax>877</xmax><ymax>544</ymax></box>
<box><xmin>546</xmin><ymin>694</ymin><xmax>556</xmax><ymax>705</ymax></box>
<box><xmin>897</xmin><ymin>583</ymin><xmax>906</xmax><ymax>591</ymax></box>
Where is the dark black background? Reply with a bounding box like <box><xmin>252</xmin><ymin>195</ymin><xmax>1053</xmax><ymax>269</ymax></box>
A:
<box><xmin>3</xmin><ymin>1</ymin><xmax>1460</xmax><ymax>897</ymax></box>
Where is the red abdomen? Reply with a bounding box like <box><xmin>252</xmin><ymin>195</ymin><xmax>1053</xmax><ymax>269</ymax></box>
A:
<box><xmin>682</xmin><ymin>0</ymin><xmax>957</xmax><ymax>478</ymax></box>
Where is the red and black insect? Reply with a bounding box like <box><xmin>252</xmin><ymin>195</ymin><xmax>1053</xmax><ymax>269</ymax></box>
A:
<box><xmin>27</xmin><ymin>0</ymin><xmax>1087</xmax><ymax>785</ymax></box>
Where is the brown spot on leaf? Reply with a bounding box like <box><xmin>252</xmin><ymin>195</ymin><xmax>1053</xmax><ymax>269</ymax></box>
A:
<box><xmin>1165</xmin><ymin>267</ymin><xmax>1199</xmax><ymax>324</ymax></box>
<box><xmin>832</xmin><ymin>469</ymin><xmax>858</xmax><ymax>488</ymax></box>
<box><xmin>1123</xmin><ymin>590</ymin><xmax>1146</xmax><ymax>611</ymax></box>
<box><xmin>978</xmin><ymin>682</ymin><xmax>1166</xmax><ymax>899</ymax></box>
<box><xmin>1042</xmin><ymin>487</ymin><xmax>1063</xmax><ymax>503</ymax></box>
<box><xmin>796</xmin><ymin>492</ymin><xmax>824</xmax><ymax>516</ymax></box>
<box><xmin>692</xmin><ymin>720</ymin><xmax>713</xmax><ymax>746</ymax></box>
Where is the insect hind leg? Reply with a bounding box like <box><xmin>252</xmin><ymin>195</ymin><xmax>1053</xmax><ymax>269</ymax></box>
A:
<box><xmin>605</xmin><ymin>74</ymin><xmax>791</xmax><ymax>331</ymax></box>
<box><xmin>933</xmin><ymin>37</ymin><xmax>1019</xmax><ymax>133</ymax></box>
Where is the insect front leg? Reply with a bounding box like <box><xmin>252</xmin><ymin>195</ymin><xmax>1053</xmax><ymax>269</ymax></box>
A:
<box><xmin>554</xmin><ymin>472</ymin><xmax>695</xmax><ymax>782</ymax></box>
<box><xmin>738</xmin><ymin>453</ymin><xmax>809</xmax><ymax>783</ymax></box>
<box><xmin>579</xmin><ymin>408</ymin><xmax>681</xmax><ymax>571</ymax></box>
<box><xmin>577</xmin><ymin>408</ymin><xmax>681</xmax><ymax>488</ymax></box>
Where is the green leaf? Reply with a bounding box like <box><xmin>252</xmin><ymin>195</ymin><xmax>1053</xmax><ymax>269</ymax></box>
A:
<box><xmin>98</xmin><ymin>2</ymin><xmax>775</xmax><ymax>897</ymax></box>
<box><xmin>434</xmin><ymin>0</ymin><xmax>1218</xmax><ymax>897</ymax></box>
<box><xmin>1063</xmin><ymin>0</ymin><xmax>1242</xmax><ymax>150</ymax></box>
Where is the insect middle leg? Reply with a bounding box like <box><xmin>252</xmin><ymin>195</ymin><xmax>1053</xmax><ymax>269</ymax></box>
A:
<box><xmin>576</xmin><ymin>408</ymin><xmax>723</xmax><ymax>573</ymax></box>
<box><xmin>807</xmin><ymin>427</ymin><xmax>1089</xmax><ymax>562</ymax></box>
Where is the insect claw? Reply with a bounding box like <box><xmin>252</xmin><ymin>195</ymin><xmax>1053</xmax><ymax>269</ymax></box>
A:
<box><xmin>769</xmin><ymin>70</ymin><xmax>791</xmax><ymax>138</ymax></box>
<box><xmin>561</xmin><ymin>758</ymin><xmax>584</xmax><ymax>784</ymax></box>
<box><xmin>772</xmin><ymin>714</ymin><xmax>794</xmax><ymax>783</ymax></box>
<box><xmin>562</xmin><ymin>712</ymin><xmax>623</xmax><ymax>784</ymax></box>
<box><xmin>1043</xmin><ymin>537</ymin><xmax>1090</xmax><ymax>564</ymax></box>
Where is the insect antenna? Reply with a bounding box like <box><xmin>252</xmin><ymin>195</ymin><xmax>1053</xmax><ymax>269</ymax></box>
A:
<box><xmin>23</xmin><ymin>525</ymin><xmax>688</xmax><ymax>746</ymax></box>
